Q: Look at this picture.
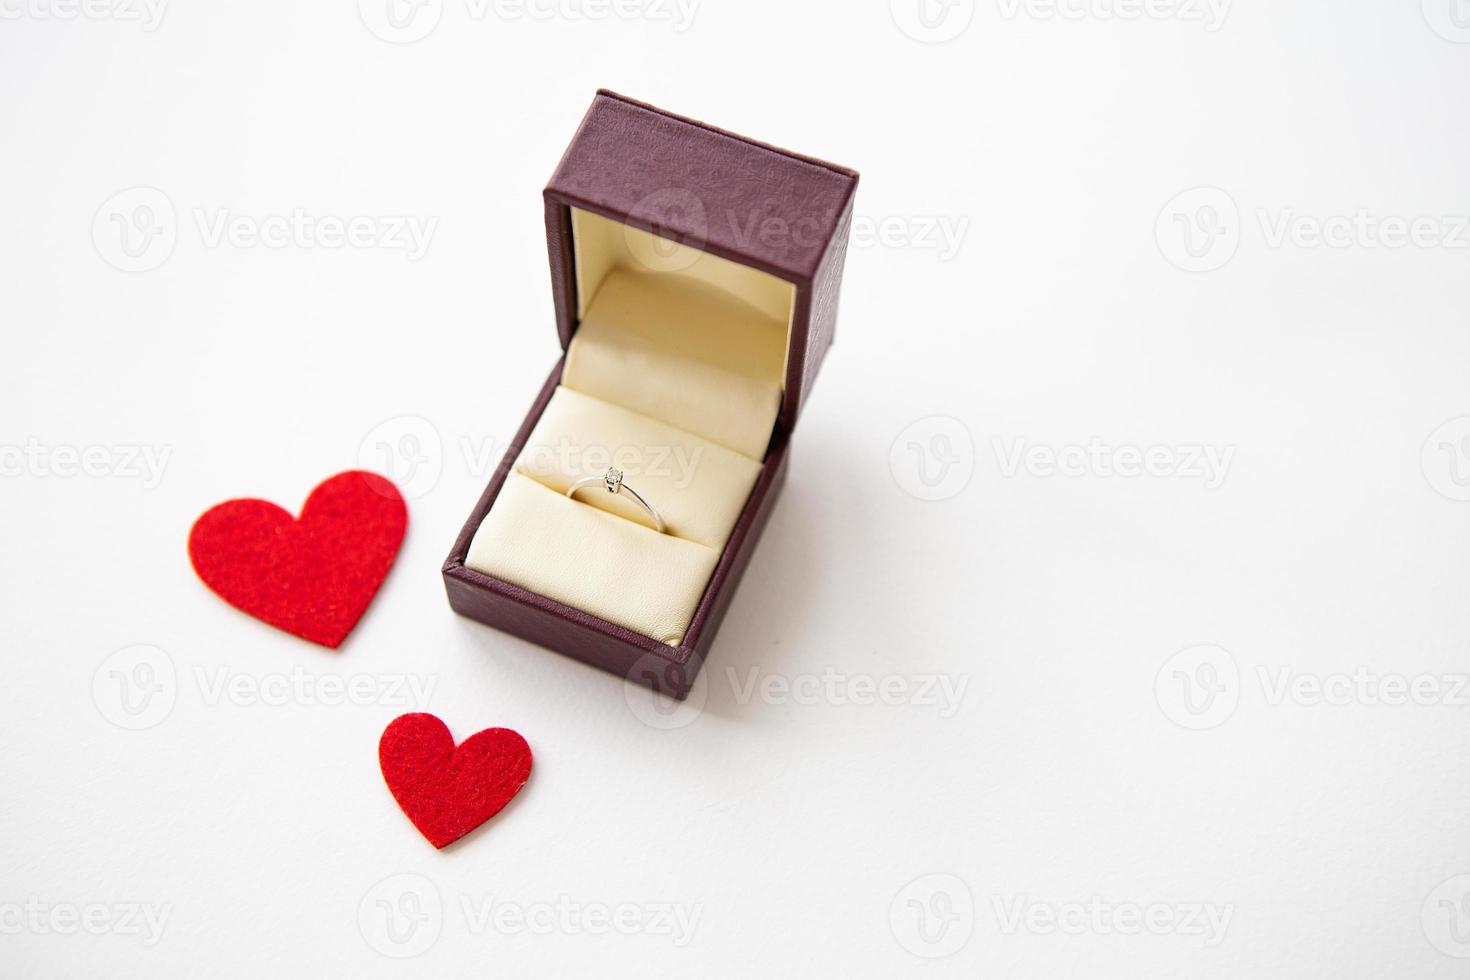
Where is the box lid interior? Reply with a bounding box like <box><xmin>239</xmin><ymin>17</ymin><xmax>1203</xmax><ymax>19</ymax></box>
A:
<box><xmin>543</xmin><ymin>91</ymin><xmax>858</xmax><ymax>447</ymax></box>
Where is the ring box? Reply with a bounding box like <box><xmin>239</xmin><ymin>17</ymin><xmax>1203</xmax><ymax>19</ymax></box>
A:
<box><xmin>442</xmin><ymin>91</ymin><xmax>858</xmax><ymax>699</ymax></box>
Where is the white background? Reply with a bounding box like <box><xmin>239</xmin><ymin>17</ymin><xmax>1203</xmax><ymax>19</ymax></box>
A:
<box><xmin>4</xmin><ymin>0</ymin><xmax>1470</xmax><ymax>976</ymax></box>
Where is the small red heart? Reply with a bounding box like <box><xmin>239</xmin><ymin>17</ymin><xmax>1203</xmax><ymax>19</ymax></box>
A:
<box><xmin>379</xmin><ymin>713</ymin><xmax>533</xmax><ymax>848</ymax></box>
<box><xmin>188</xmin><ymin>470</ymin><xmax>406</xmax><ymax>648</ymax></box>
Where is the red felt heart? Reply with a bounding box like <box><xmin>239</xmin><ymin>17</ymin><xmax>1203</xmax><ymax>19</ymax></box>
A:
<box><xmin>188</xmin><ymin>470</ymin><xmax>406</xmax><ymax>648</ymax></box>
<box><xmin>379</xmin><ymin>713</ymin><xmax>533</xmax><ymax>848</ymax></box>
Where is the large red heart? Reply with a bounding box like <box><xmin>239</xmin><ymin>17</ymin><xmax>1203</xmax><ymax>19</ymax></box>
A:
<box><xmin>188</xmin><ymin>470</ymin><xmax>406</xmax><ymax>648</ymax></box>
<box><xmin>379</xmin><ymin>713</ymin><xmax>533</xmax><ymax>848</ymax></box>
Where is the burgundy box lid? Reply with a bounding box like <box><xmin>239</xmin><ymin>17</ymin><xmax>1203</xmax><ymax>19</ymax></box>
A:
<box><xmin>543</xmin><ymin>90</ymin><xmax>859</xmax><ymax>438</ymax></box>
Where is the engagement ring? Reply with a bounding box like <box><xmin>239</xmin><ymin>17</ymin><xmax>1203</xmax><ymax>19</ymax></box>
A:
<box><xmin>566</xmin><ymin>467</ymin><xmax>666</xmax><ymax>534</ymax></box>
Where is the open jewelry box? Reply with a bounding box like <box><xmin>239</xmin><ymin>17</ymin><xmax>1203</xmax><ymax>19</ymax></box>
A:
<box><xmin>443</xmin><ymin>91</ymin><xmax>858</xmax><ymax>699</ymax></box>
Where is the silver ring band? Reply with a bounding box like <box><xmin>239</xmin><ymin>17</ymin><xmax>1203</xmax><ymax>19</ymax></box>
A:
<box><xmin>566</xmin><ymin>467</ymin><xmax>666</xmax><ymax>534</ymax></box>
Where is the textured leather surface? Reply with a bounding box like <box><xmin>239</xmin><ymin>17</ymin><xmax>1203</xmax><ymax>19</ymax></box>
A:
<box><xmin>547</xmin><ymin>91</ymin><xmax>857</xmax><ymax>281</ymax></box>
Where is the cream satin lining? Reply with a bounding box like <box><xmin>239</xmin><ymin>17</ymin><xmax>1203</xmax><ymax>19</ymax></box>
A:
<box><xmin>465</xmin><ymin>259</ymin><xmax>785</xmax><ymax>646</ymax></box>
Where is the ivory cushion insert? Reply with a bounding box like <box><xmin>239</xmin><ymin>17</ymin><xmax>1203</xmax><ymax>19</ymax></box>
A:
<box><xmin>465</xmin><ymin>473</ymin><xmax>718</xmax><ymax>647</ymax></box>
<box><xmin>513</xmin><ymin>386</ymin><xmax>763</xmax><ymax>551</ymax></box>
